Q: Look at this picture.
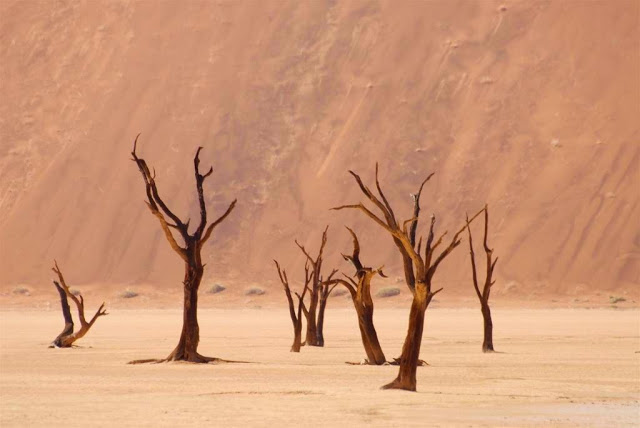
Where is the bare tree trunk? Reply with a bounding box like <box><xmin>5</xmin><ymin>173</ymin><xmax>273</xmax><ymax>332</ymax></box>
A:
<box><xmin>316</xmin><ymin>294</ymin><xmax>327</xmax><ymax>347</ymax></box>
<box><xmin>356</xmin><ymin>304</ymin><xmax>386</xmax><ymax>365</ymax></box>
<box><xmin>52</xmin><ymin>282</ymin><xmax>75</xmax><ymax>347</ymax></box>
<box><xmin>291</xmin><ymin>305</ymin><xmax>304</xmax><ymax>352</ymax></box>
<box><xmin>305</xmin><ymin>292</ymin><xmax>320</xmax><ymax>346</ymax></box>
<box><xmin>481</xmin><ymin>303</ymin><xmax>494</xmax><ymax>352</ymax></box>
<box><xmin>382</xmin><ymin>284</ymin><xmax>428</xmax><ymax>391</ymax></box>
<box><xmin>166</xmin><ymin>262</ymin><xmax>203</xmax><ymax>361</ymax></box>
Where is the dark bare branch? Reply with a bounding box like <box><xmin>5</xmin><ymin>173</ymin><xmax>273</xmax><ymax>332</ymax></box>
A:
<box><xmin>466</xmin><ymin>214</ymin><xmax>483</xmax><ymax>301</ymax></box>
<box><xmin>374</xmin><ymin>163</ymin><xmax>398</xmax><ymax>227</ymax></box>
<box><xmin>344</xmin><ymin>226</ymin><xmax>363</xmax><ymax>272</ymax></box>
<box><xmin>409</xmin><ymin>173</ymin><xmax>435</xmax><ymax>247</ymax></box>
<box><xmin>200</xmin><ymin>199</ymin><xmax>237</xmax><ymax>246</ymax></box>
<box><xmin>332</xmin><ymin>204</ymin><xmax>398</xmax><ymax>237</ymax></box>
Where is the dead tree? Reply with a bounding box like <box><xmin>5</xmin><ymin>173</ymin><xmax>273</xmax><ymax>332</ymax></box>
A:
<box><xmin>327</xmin><ymin>227</ymin><xmax>387</xmax><ymax>365</ymax></box>
<box><xmin>333</xmin><ymin>164</ymin><xmax>483</xmax><ymax>391</ymax></box>
<box><xmin>316</xmin><ymin>273</ymin><xmax>338</xmax><ymax>346</ymax></box>
<box><xmin>50</xmin><ymin>261</ymin><xmax>107</xmax><ymax>348</ymax></box>
<box><xmin>274</xmin><ymin>260</ymin><xmax>310</xmax><ymax>352</ymax></box>
<box><xmin>130</xmin><ymin>135</ymin><xmax>236</xmax><ymax>363</ymax></box>
<box><xmin>466</xmin><ymin>205</ymin><xmax>498</xmax><ymax>352</ymax></box>
<box><xmin>294</xmin><ymin>227</ymin><xmax>338</xmax><ymax>347</ymax></box>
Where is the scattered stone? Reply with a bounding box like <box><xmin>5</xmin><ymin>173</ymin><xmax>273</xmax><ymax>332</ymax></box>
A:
<box><xmin>605</xmin><ymin>191</ymin><xmax>616</xmax><ymax>199</ymax></box>
<box><xmin>70</xmin><ymin>289</ymin><xmax>82</xmax><ymax>296</ymax></box>
<box><xmin>119</xmin><ymin>289</ymin><xmax>139</xmax><ymax>299</ymax></box>
<box><xmin>550</xmin><ymin>138</ymin><xmax>561</xmax><ymax>148</ymax></box>
<box><xmin>376</xmin><ymin>287</ymin><xmax>401</xmax><ymax>298</ymax></box>
<box><xmin>331</xmin><ymin>288</ymin><xmax>348</xmax><ymax>297</ymax></box>
<box><xmin>12</xmin><ymin>286</ymin><xmax>30</xmax><ymax>296</ymax></box>
<box><xmin>245</xmin><ymin>287</ymin><xmax>265</xmax><ymax>296</ymax></box>
<box><xmin>207</xmin><ymin>283</ymin><xmax>226</xmax><ymax>294</ymax></box>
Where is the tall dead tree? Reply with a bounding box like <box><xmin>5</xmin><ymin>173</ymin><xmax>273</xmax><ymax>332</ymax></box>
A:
<box><xmin>333</xmin><ymin>165</ymin><xmax>483</xmax><ymax>391</ymax></box>
<box><xmin>274</xmin><ymin>260</ymin><xmax>310</xmax><ymax>352</ymax></box>
<box><xmin>50</xmin><ymin>261</ymin><xmax>107</xmax><ymax>348</ymax></box>
<box><xmin>294</xmin><ymin>227</ymin><xmax>338</xmax><ymax>347</ymax></box>
<box><xmin>466</xmin><ymin>204</ymin><xmax>498</xmax><ymax>352</ymax></box>
<box><xmin>327</xmin><ymin>227</ymin><xmax>387</xmax><ymax>365</ymax></box>
<box><xmin>130</xmin><ymin>135</ymin><xmax>236</xmax><ymax>363</ymax></box>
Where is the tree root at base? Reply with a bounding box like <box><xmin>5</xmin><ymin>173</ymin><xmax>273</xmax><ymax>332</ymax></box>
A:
<box><xmin>344</xmin><ymin>358</ymin><xmax>429</xmax><ymax>366</ymax></box>
<box><xmin>128</xmin><ymin>355</ymin><xmax>250</xmax><ymax>365</ymax></box>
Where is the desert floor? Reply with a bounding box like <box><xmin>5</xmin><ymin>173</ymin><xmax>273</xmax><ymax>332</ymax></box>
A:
<box><xmin>1</xmin><ymin>307</ymin><xmax>638</xmax><ymax>427</ymax></box>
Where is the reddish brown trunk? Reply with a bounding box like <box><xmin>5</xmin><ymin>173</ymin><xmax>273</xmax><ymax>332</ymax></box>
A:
<box><xmin>316</xmin><ymin>293</ymin><xmax>328</xmax><ymax>347</ymax></box>
<box><xmin>382</xmin><ymin>284</ymin><xmax>428</xmax><ymax>391</ymax></box>
<box><xmin>291</xmin><ymin>298</ymin><xmax>304</xmax><ymax>352</ymax></box>
<box><xmin>481</xmin><ymin>303</ymin><xmax>494</xmax><ymax>352</ymax></box>
<box><xmin>355</xmin><ymin>303</ymin><xmax>386</xmax><ymax>365</ymax></box>
<box><xmin>291</xmin><ymin>317</ymin><xmax>303</xmax><ymax>352</ymax></box>
<box><xmin>305</xmin><ymin>290</ymin><xmax>320</xmax><ymax>346</ymax></box>
<box><xmin>52</xmin><ymin>282</ymin><xmax>74</xmax><ymax>347</ymax></box>
<box><xmin>166</xmin><ymin>259</ymin><xmax>203</xmax><ymax>362</ymax></box>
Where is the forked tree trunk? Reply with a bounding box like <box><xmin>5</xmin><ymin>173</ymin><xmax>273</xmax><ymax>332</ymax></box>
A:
<box><xmin>382</xmin><ymin>283</ymin><xmax>429</xmax><ymax>391</ymax></box>
<box><xmin>466</xmin><ymin>205</ymin><xmax>498</xmax><ymax>353</ymax></box>
<box><xmin>49</xmin><ymin>261</ymin><xmax>107</xmax><ymax>348</ymax></box>
<box><xmin>274</xmin><ymin>259</ymin><xmax>309</xmax><ymax>353</ymax></box>
<box><xmin>295</xmin><ymin>227</ymin><xmax>331</xmax><ymax>347</ymax></box>
<box><xmin>481</xmin><ymin>303</ymin><xmax>494</xmax><ymax>352</ymax></box>
<box><xmin>331</xmin><ymin>227</ymin><xmax>387</xmax><ymax>365</ymax></box>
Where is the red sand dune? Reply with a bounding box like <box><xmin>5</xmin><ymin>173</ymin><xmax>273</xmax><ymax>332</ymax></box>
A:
<box><xmin>0</xmin><ymin>1</ymin><xmax>638</xmax><ymax>301</ymax></box>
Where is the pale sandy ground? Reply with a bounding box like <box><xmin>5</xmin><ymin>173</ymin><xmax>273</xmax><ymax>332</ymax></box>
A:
<box><xmin>1</xmin><ymin>308</ymin><xmax>638</xmax><ymax>427</ymax></box>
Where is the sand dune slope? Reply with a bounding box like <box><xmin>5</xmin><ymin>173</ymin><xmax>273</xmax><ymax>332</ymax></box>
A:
<box><xmin>0</xmin><ymin>1</ymin><xmax>638</xmax><ymax>297</ymax></box>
